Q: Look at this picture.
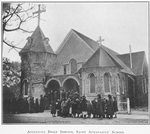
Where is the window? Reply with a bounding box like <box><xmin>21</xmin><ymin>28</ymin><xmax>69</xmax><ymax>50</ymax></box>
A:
<box><xmin>144</xmin><ymin>77</ymin><xmax>147</xmax><ymax>93</ymax></box>
<box><xmin>90</xmin><ymin>73</ymin><xmax>96</xmax><ymax>93</ymax></box>
<box><xmin>104</xmin><ymin>73</ymin><xmax>110</xmax><ymax>93</ymax></box>
<box><xmin>116</xmin><ymin>74</ymin><xmax>120</xmax><ymax>93</ymax></box>
<box><xmin>70</xmin><ymin>59</ymin><xmax>77</xmax><ymax>74</ymax></box>
<box><xmin>64</xmin><ymin>65</ymin><xmax>66</xmax><ymax>75</ymax></box>
<box><xmin>122</xmin><ymin>77</ymin><xmax>125</xmax><ymax>94</ymax></box>
<box><xmin>23</xmin><ymin>80</ymin><xmax>28</xmax><ymax>96</ymax></box>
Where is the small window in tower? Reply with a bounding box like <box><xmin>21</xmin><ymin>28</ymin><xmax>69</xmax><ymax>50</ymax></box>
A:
<box><xmin>44</xmin><ymin>37</ymin><xmax>49</xmax><ymax>45</ymax></box>
<box><xmin>27</xmin><ymin>37</ymin><xmax>32</xmax><ymax>45</ymax></box>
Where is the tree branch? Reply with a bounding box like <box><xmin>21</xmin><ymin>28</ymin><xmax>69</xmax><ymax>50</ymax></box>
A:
<box><xmin>3</xmin><ymin>40</ymin><xmax>23</xmax><ymax>50</ymax></box>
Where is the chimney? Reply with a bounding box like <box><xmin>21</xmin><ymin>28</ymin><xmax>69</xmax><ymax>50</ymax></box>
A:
<box><xmin>129</xmin><ymin>45</ymin><xmax>132</xmax><ymax>69</ymax></box>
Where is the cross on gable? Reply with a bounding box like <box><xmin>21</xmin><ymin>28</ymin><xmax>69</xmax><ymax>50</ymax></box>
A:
<box><xmin>97</xmin><ymin>36</ymin><xmax>105</xmax><ymax>46</ymax></box>
<box><xmin>33</xmin><ymin>4</ymin><xmax>46</xmax><ymax>26</ymax></box>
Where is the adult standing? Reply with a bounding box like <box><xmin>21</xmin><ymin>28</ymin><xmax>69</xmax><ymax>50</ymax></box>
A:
<box><xmin>113</xmin><ymin>96</ymin><xmax>118</xmax><ymax>118</ymax></box>
<box><xmin>106</xmin><ymin>94</ymin><xmax>114</xmax><ymax>119</ymax></box>
<box><xmin>35</xmin><ymin>98</ymin><xmax>39</xmax><ymax>113</ymax></box>
<box><xmin>61</xmin><ymin>99</ymin><xmax>67</xmax><ymax>117</ymax></box>
<box><xmin>96</xmin><ymin>94</ymin><xmax>104</xmax><ymax>119</ymax></box>
<box><xmin>40</xmin><ymin>95</ymin><xmax>44</xmax><ymax>112</ymax></box>
<box><xmin>24</xmin><ymin>97</ymin><xmax>29</xmax><ymax>113</ymax></box>
<box><xmin>102</xmin><ymin>98</ymin><xmax>107</xmax><ymax>118</ymax></box>
<box><xmin>81</xmin><ymin>96</ymin><xmax>87</xmax><ymax>119</ymax></box>
<box><xmin>29</xmin><ymin>97</ymin><xmax>34</xmax><ymax>113</ymax></box>
<box><xmin>56</xmin><ymin>99</ymin><xmax>61</xmax><ymax>116</ymax></box>
<box><xmin>51</xmin><ymin>100</ymin><xmax>56</xmax><ymax>117</ymax></box>
<box><xmin>91</xmin><ymin>98</ymin><xmax>97</xmax><ymax>118</ymax></box>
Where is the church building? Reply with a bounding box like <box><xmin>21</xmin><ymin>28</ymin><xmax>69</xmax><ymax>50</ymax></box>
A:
<box><xmin>19</xmin><ymin>6</ymin><xmax>148</xmax><ymax>110</ymax></box>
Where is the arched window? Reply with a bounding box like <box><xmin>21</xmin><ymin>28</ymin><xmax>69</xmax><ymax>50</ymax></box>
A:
<box><xmin>23</xmin><ymin>80</ymin><xmax>28</xmax><ymax>96</ymax></box>
<box><xmin>104</xmin><ymin>73</ymin><xmax>110</xmax><ymax>93</ymax></box>
<box><xmin>70</xmin><ymin>59</ymin><xmax>77</xmax><ymax>74</ymax></box>
<box><xmin>90</xmin><ymin>73</ymin><xmax>96</xmax><ymax>93</ymax></box>
<box><xmin>116</xmin><ymin>74</ymin><xmax>120</xmax><ymax>93</ymax></box>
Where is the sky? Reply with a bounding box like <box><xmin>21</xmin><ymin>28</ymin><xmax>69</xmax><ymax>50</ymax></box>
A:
<box><xmin>2</xmin><ymin>2</ymin><xmax>149</xmax><ymax>63</ymax></box>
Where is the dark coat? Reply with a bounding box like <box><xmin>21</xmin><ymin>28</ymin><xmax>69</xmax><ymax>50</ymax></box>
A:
<box><xmin>40</xmin><ymin>96</ymin><xmax>44</xmax><ymax>112</ymax></box>
<box><xmin>81</xmin><ymin>98</ymin><xmax>87</xmax><ymax>111</ymax></box>
<box><xmin>29</xmin><ymin>97</ymin><xmax>34</xmax><ymax>113</ymax></box>
<box><xmin>72</xmin><ymin>101</ymin><xmax>77</xmax><ymax>115</ymax></box>
<box><xmin>96</xmin><ymin>98</ymin><xmax>104</xmax><ymax>115</ymax></box>
<box><xmin>87</xmin><ymin>101</ymin><xmax>93</xmax><ymax>115</ymax></box>
<box><xmin>113</xmin><ymin>100</ymin><xmax>118</xmax><ymax>112</ymax></box>
<box><xmin>106</xmin><ymin>98</ymin><xmax>114</xmax><ymax>116</ymax></box>
<box><xmin>91</xmin><ymin>100</ymin><xmax>97</xmax><ymax>115</ymax></box>
<box><xmin>51</xmin><ymin>101</ymin><xmax>56</xmax><ymax>114</ymax></box>
<box><xmin>61</xmin><ymin>100</ymin><xmax>68</xmax><ymax>114</ymax></box>
<box><xmin>35</xmin><ymin>99</ymin><xmax>39</xmax><ymax>113</ymax></box>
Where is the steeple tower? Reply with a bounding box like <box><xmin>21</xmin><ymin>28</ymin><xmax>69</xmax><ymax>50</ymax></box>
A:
<box><xmin>19</xmin><ymin>5</ymin><xmax>56</xmax><ymax>103</ymax></box>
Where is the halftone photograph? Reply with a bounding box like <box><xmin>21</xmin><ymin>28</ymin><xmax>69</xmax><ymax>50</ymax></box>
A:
<box><xmin>2</xmin><ymin>2</ymin><xmax>149</xmax><ymax>125</ymax></box>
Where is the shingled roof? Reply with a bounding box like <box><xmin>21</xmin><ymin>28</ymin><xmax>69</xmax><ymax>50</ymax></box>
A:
<box><xmin>72</xmin><ymin>29</ymin><xmax>134</xmax><ymax>75</ymax></box>
<box><xmin>56</xmin><ymin>29</ymin><xmax>100</xmax><ymax>55</ymax></box>
<box><xmin>81</xmin><ymin>45</ymin><xmax>135</xmax><ymax>75</ymax></box>
<box><xmin>117</xmin><ymin>51</ymin><xmax>146</xmax><ymax>75</ymax></box>
<box><xmin>81</xmin><ymin>46</ymin><xmax>122</xmax><ymax>68</ymax></box>
<box><xmin>20</xmin><ymin>26</ymin><xmax>54</xmax><ymax>54</ymax></box>
<box><xmin>56</xmin><ymin>29</ymin><xmax>144</xmax><ymax>76</ymax></box>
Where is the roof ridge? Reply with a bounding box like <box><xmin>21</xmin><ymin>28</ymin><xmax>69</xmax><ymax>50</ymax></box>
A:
<box><xmin>72</xmin><ymin>29</ymin><xmax>95</xmax><ymax>52</ymax></box>
<box><xmin>118</xmin><ymin>51</ymin><xmax>145</xmax><ymax>56</ymax></box>
<box><xmin>101</xmin><ymin>45</ymin><xmax>135</xmax><ymax>75</ymax></box>
<box><xmin>55</xmin><ymin>29</ymin><xmax>73</xmax><ymax>54</ymax></box>
<box><xmin>72</xmin><ymin>29</ymin><xmax>99</xmax><ymax>51</ymax></box>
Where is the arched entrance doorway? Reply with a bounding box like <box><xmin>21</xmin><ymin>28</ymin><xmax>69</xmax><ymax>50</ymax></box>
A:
<box><xmin>62</xmin><ymin>78</ymin><xmax>80</xmax><ymax>99</ymax></box>
<box><xmin>47</xmin><ymin>80</ymin><xmax>60</xmax><ymax>104</ymax></box>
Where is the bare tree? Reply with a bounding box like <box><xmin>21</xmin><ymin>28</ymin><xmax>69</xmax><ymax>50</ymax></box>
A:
<box><xmin>2</xmin><ymin>3</ymin><xmax>39</xmax><ymax>50</ymax></box>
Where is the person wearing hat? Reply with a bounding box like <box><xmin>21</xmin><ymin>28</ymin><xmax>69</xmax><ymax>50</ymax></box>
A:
<box><xmin>106</xmin><ymin>94</ymin><xmax>114</xmax><ymax>119</ymax></box>
<box><xmin>96</xmin><ymin>94</ymin><xmax>104</xmax><ymax>120</ymax></box>
<box><xmin>113</xmin><ymin>96</ymin><xmax>118</xmax><ymax>118</ymax></box>
<box><xmin>81</xmin><ymin>96</ymin><xmax>87</xmax><ymax>119</ymax></box>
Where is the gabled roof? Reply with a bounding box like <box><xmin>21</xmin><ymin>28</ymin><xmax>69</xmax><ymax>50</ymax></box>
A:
<box><xmin>72</xmin><ymin>29</ymin><xmax>99</xmax><ymax>51</ymax></box>
<box><xmin>101</xmin><ymin>45</ymin><xmax>135</xmax><ymax>75</ymax></box>
<box><xmin>82</xmin><ymin>46</ymin><xmax>122</xmax><ymax>68</ymax></box>
<box><xmin>56</xmin><ymin>29</ymin><xmax>99</xmax><ymax>54</ymax></box>
<box><xmin>118</xmin><ymin>51</ymin><xmax>146</xmax><ymax>75</ymax></box>
<box><xmin>81</xmin><ymin>44</ymin><xmax>135</xmax><ymax>76</ymax></box>
<box><xmin>20</xmin><ymin>26</ymin><xmax>54</xmax><ymax>54</ymax></box>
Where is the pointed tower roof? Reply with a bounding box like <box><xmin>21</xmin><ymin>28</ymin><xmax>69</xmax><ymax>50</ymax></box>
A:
<box><xmin>20</xmin><ymin>26</ymin><xmax>54</xmax><ymax>54</ymax></box>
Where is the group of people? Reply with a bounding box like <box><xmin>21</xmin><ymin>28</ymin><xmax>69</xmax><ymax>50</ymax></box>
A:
<box><xmin>50</xmin><ymin>94</ymin><xmax>118</xmax><ymax>119</ymax></box>
<box><xmin>3</xmin><ymin>95</ymin><xmax>47</xmax><ymax>114</ymax></box>
<box><xmin>3</xmin><ymin>89</ymin><xmax>118</xmax><ymax>120</ymax></box>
